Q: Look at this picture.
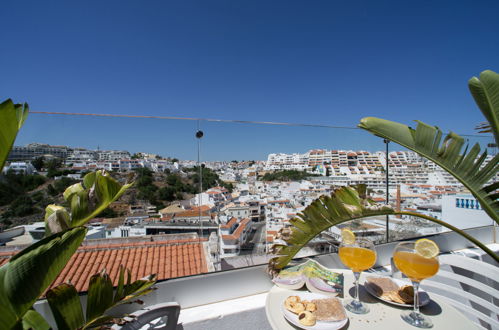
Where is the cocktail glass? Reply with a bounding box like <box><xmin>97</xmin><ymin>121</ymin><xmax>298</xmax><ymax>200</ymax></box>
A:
<box><xmin>393</xmin><ymin>241</ymin><xmax>439</xmax><ymax>328</ymax></box>
<box><xmin>338</xmin><ymin>237</ymin><xmax>376</xmax><ymax>314</ymax></box>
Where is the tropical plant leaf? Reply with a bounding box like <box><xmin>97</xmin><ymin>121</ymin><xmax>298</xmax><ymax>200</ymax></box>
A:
<box><xmin>44</xmin><ymin>206</ymin><xmax>70</xmax><ymax>236</ymax></box>
<box><xmin>69</xmin><ymin>170</ymin><xmax>133</xmax><ymax>228</ymax></box>
<box><xmin>43</xmin><ymin>170</ymin><xmax>133</xmax><ymax>234</ymax></box>
<box><xmin>83</xmin><ymin>315</ymin><xmax>116</xmax><ymax>329</ymax></box>
<box><xmin>46</xmin><ymin>267</ymin><xmax>156</xmax><ymax>329</ymax></box>
<box><xmin>0</xmin><ymin>227</ymin><xmax>87</xmax><ymax>329</ymax></box>
<box><xmin>358</xmin><ymin>117</ymin><xmax>499</xmax><ymax>224</ymax></box>
<box><xmin>468</xmin><ymin>70</ymin><xmax>499</xmax><ymax>145</ymax></box>
<box><xmin>269</xmin><ymin>185</ymin><xmax>394</xmax><ymax>270</ymax></box>
<box><xmin>46</xmin><ymin>283</ymin><xmax>85</xmax><ymax>330</ymax></box>
<box><xmin>0</xmin><ymin>266</ymin><xmax>19</xmax><ymax>329</ymax></box>
<box><xmin>0</xmin><ymin>99</ymin><xmax>29</xmax><ymax>171</ymax></box>
<box><xmin>86</xmin><ymin>269</ymin><xmax>114</xmax><ymax>322</ymax></box>
<box><xmin>21</xmin><ymin>309</ymin><xmax>50</xmax><ymax>330</ymax></box>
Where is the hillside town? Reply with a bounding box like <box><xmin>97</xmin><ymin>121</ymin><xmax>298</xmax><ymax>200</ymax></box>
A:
<box><xmin>1</xmin><ymin>142</ymin><xmax>495</xmax><ymax>275</ymax></box>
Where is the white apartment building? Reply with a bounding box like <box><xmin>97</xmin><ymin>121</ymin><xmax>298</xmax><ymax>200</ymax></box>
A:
<box><xmin>2</xmin><ymin>162</ymin><xmax>37</xmax><ymax>175</ymax></box>
<box><xmin>266</xmin><ymin>153</ymin><xmax>308</xmax><ymax>170</ymax></box>
<box><xmin>97</xmin><ymin>150</ymin><xmax>131</xmax><ymax>161</ymax></box>
<box><xmin>66</xmin><ymin>149</ymin><xmax>97</xmax><ymax>162</ymax></box>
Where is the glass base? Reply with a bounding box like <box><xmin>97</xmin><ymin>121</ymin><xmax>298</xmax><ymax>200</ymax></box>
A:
<box><xmin>401</xmin><ymin>310</ymin><xmax>433</xmax><ymax>328</ymax></box>
<box><xmin>344</xmin><ymin>298</ymin><xmax>370</xmax><ymax>314</ymax></box>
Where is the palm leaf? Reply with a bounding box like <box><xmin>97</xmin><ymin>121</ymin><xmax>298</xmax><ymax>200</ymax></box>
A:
<box><xmin>0</xmin><ymin>227</ymin><xmax>87</xmax><ymax>329</ymax></box>
<box><xmin>0</xmin><ymin>99</ymin><xmax>29</xmax><ymax>171</ymax></box>
<box><xmin>46</xmin><ymin>267</ymin><xmax>156</xmax><ymax>329</ymax></box>
<box><xmin>21</xmin><ymin>309</ymin><xmax>51</xmax><ymax>330</ymax></box>
<box><xmin>113</xmin><ymin>266</ymin><xmax>156</xmax><ymax>305</ymax></box>
<box><xmin>269</xmin><ymin>185</ymin><xmax>393</xmax><ymax>270</ymax></box>
<box><xmin>358</xmin><ymin>117</ymin><xmax>499</xmax><ymax>224</ymax></box>
<box><xmin>86</xmin><ymin>269</ymin><xmax>114</xmax><ymax>322</ymax></box>
<box><xmin>468</xmin><ymin>70</ymin><xmax>499</xmax><ymax>145</ymax></box>
<box><xmin>46</xmin><ymin>283</ymin><xmax>85</xmax><ymax>330</ymax></box>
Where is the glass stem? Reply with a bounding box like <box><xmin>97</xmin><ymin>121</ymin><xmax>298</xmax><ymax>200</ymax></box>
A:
<box><xmin>412</xmin><ymin>280</ymin><xmax>420</xmax><ymax>315</ymax></box>
<box><xmin>353</xmin><ymin>271</ymin><xmax>361</xmax><ymax>303</ymax></box>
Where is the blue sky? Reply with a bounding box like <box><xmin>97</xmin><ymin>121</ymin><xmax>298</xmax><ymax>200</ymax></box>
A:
<box><xmin>1</xmin><ymin>1</ymin><xmax>498</xmax><ymax>160</ymax></box>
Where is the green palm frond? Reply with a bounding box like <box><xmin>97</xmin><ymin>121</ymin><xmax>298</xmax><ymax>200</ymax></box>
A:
<box><xmin>0</xmin><ymin>227</ymin><xmax>87</xmax><ymax>329</ymax></box>
<box><xmin>468</xmin><ymin>70</ymin><xmax>499</xmax><ymax>145</ymax></box>
<box><xmin>269</xmin><ymin>185</ymin><xmax>394</xmax><ymax>271</ymax></box>
<box><xmin>475</xmin><ymin>122</ymin><xmax>492</xmax><ymax>134</ymax></box>
<box><xmin>0</xmin><ymin>99</ymin><xmax>29</xmax><ymax>171</ymax></box>
<box><xmin>47</xmin><ymin>266</ymin><xmax>156</xmax><ymax>329</ymax></box>
<box><xmin>358</xmin><ymin>117</ymin><xmax>498</xmax><ymax>224</ymax></box>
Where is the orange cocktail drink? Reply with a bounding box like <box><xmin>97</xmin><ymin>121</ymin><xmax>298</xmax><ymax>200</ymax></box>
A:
<box><xmin>393</xmin><ymin>239</ymin><xmax>440</xmax><ymax>328</ymax></box>
<box><xmin>339</xmin><ymin>246</ymin><xmax>376</xmax><ymax>272</ymax></box>
<box><xmin>393</xmin><ymin>251</ymin><xmax>439</xmax><ymax>282</ymax></box>
<box><xmin>338</xmin><ymin>231</ymin><xmax>377</xmax><ymax>315</ymax></box>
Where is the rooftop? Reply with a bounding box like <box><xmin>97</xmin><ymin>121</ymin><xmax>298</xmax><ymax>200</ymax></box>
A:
<box><xmin>0</xmin><ymin>234</ymin><xmax>209</xmax><ymax>293</ymax></box>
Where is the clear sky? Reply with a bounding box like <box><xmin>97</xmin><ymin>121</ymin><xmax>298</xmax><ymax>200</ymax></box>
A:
<box><xmin>1</xmin><ymin>1</ymin><xmax>498</xmax><ymax>160</ymax></box>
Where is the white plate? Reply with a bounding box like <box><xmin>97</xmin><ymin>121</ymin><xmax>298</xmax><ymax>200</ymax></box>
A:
<box><xmin>281</xmin><ymin>292</ymin><xmax>348</xmax><ymax>330</ymax></box>
<box><xmin>364</xmin><ymin>276</ymin><xmax>430</xmax><ymax>308</ymax></box>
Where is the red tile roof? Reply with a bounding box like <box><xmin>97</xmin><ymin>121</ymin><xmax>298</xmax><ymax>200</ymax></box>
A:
<box><xmin>222</xmin><ymin>218</ymin><xmax>250</xmax><ymax>241</ymax></box>
<box><xmin>221</xmin><ymin>217</ymin><xmax>238</xmax><ymax>229</ymax></box>
<box><xmin>0</xmin><ymin>238</ymin><xmax>208</xmax><ymax>293</ymax></box>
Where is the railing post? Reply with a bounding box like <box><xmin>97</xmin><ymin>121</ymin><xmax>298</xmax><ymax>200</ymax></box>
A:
<box><xmin>384</xmin><ymin>139</ymin><xmax>390</xmax><ymax>243</ymax></box>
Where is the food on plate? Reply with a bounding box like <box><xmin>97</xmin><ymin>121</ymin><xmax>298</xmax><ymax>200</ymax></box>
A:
<box><xmin>381</xmin><ymin>291</ymin><xmax>406</xmax><ymax>304</ymax></box>
<box><xmin>284</xmin><ymin>295</ymin><xmax>346</xmax><ymax>326</ymax></box>
<box><xmin>366</xmin><ymin>276</ymin><xmax>399</xmax><ymax>296</ymax></box>
<box><xmin>298</xmin><ymin>311</ymin><xmax>317</xmax><ymax>326</ymax></box>
<box><xmin>366</xmin><ymin>276</ymin><xmax>415</xmax><ymax>304</ymax></box>
<box><xmin>284</xmin><ymin>296</ymin><xmax>305</xmax><ymax>314</ymax></box>
<box><xmin>397</xmin><ymin>285</ymin><xmax>414</xmax><ymax>303</ymax></box>
<box><xmin>302</xmin><ymin>300</ymin><xmax>317</xmax><ymax>312</ymax></box>
<box><xmin>311</xmin><ymin>298</ymin><xmax>346</xmax><ymax>321</ymax></box>
<box><xmin>284</xmin><ymin>295</ymin><xmax>300</xmax><ymax>309</ymax></box>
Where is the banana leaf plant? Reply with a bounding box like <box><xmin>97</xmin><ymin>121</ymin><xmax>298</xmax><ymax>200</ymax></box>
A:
<box><xmin>0</xmin><ymin>98</ymin><xmax>136</xmax><ymax>328</ymax></box>
<box><xmin>46</xmin><ymin>266</ymin><xmax>156</xmax><ymax>330</ymax></box>
<box><xmin>0</xmin><ymin>227</ymin><xmax>87</xmax><ymax>329</ymax></box>
<box><xmin>0</xmin><ymin>170</ymin><xmax>133</xmax><ymax>329</ymax></box>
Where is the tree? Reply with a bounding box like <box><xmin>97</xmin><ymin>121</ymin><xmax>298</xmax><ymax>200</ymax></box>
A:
<box><xmin>46</xmin><ymin>158</ymin><xmax>63</xmax><ymax>178</ymax></box>
<box><xmin>31</xmin><ymin>156</ymin><xmax>45</xmax><ymax>171</ymax></box>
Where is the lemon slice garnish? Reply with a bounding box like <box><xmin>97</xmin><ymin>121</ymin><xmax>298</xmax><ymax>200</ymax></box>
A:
<box><xmin>341</xmin><ymin>229</ymin><xmax>356</xmax><ymax>244</ymax></box>
<box><xmin>415</xmin><ymin>239</ymin><xmax>439</xmax><ymax>258</ymax></box>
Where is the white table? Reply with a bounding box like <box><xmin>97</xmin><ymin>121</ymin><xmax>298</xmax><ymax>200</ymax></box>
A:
<box><xmin>265</xmin><ymin>270</ymin><xmax>479</xmax><ymax>329</ymax></box>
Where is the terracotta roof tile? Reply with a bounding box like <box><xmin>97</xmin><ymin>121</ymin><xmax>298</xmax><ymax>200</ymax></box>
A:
<box><xmin>2</xmin><ymin>237</ymin><xmax>209</xmax><ymax>294</ymax></box>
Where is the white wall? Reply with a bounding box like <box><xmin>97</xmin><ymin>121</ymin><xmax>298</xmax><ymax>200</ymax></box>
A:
<box><xmin>441</xmin><ymin>194</ymin><xmax>494</xmax><ymax>229</ymax></box>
